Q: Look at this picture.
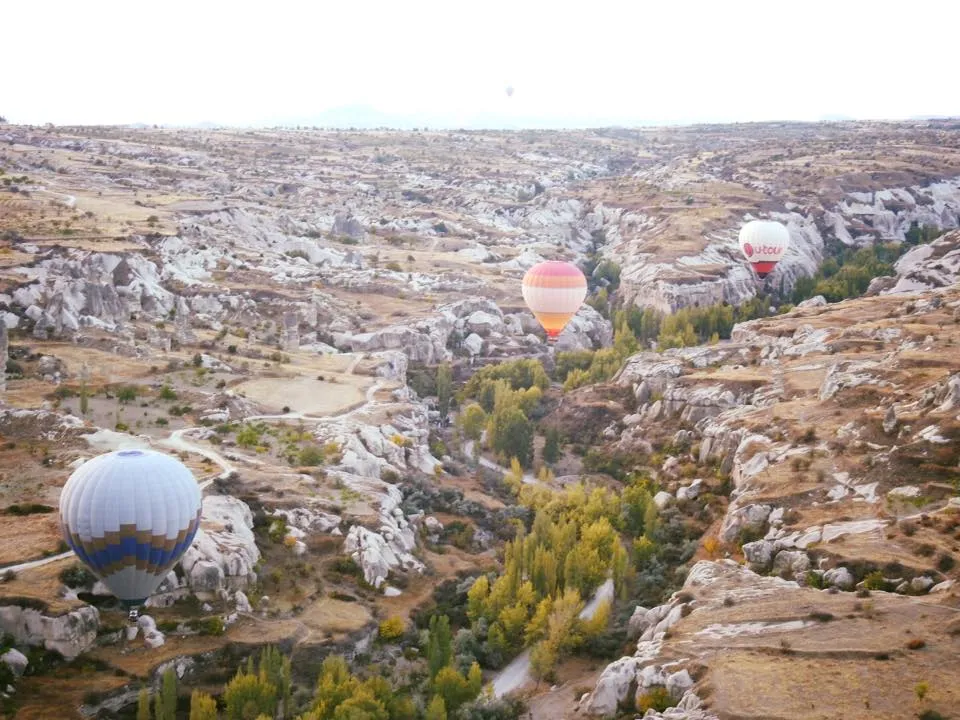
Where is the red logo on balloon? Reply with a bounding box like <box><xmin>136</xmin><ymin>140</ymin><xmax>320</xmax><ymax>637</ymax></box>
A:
<box><xmin>743</xmin><ymin>242</ymin><xmax>754</xmax><ymax>258</ymax></box>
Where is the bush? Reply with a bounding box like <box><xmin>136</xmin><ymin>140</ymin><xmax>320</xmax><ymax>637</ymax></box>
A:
<box><xmin>637</xmin><ymin>687</ymin><xmax>673</xmax><ymax>713</ymax></box>
<box><xmin>117</xmin><ymin>386</ymin><xmax>138</xmax><ymax>403</ymax></box>
<box><xmin>378</xmin><ymin>616</ymin><xmax>406</xmax><ymax>642</ymax></box>
<box><xmin>159</xmin><ymin>385</ymin><xmax>177</xmax><ymax>401</ymax></box>
<box><xmin>297</xmin><ymin>445</ymin><xmax>325</xmax><ymax>466</ymax></box>
<box><xmin>200</xmin><ymin>616</ymin><xmax>224</xmax><ymax>636</ymax></box>
<box><xmin>59</xmin><ymin>564</ymin><xmax>96</xmax><ymax>588</ymax></box>
<box><xmin>5</xmin><ymin>503</ymin><xmax>54</xmax><ymax>516</ymax></box>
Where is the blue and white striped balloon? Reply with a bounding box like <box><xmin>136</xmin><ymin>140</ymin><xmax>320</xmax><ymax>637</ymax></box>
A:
<box><xmin>59</xmin><ymin>449</ymin><xmax>202</xmax><ymax>605</ymax></box>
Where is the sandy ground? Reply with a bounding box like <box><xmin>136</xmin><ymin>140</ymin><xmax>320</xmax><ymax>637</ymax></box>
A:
<box><xmin>232</xmin><ymin>375</ymin><xmax>367</xmax><ymax>416</ymax></box>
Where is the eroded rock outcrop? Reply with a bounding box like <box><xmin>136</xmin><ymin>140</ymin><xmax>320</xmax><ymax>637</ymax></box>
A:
<box><xmin>0</xmin><ymin>605</ymin><xmax>99</xmax><ymax>660</ymax></box>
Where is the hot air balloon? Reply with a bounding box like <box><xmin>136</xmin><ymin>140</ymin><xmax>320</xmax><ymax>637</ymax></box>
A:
<box><xmin>59</xmin><ymin>449</ymin><xmax>202</xmax><ymax>614</ymax></box>
<box><xmin>506</xmin><ymin>85</ymin><xmax>515</xmax><ymax>98</ymax></box>
<box><xmin>738</xmin><ymin>220</ymin><xmax>790</xmax><ymax>279</ymax></box>
<box><xmin>522</xmin><ymin>260</ymin><xmax>587</xmax><ymax>342</ymax></box>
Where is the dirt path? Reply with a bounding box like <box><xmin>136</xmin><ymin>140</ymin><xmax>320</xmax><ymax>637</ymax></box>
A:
<box><xmin>464</xmin><ymin>440</ymin><xmax>539</xmax><ymax>485</ymax></box>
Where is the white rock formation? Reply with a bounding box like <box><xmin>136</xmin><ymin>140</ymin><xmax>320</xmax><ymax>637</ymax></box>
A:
<box><xmin>0</xmin><ymin>605</ymin><xmax>99</xmax><ymax>660</ymax></box>
<box><xmin>180</xmin><ymin>495</ymin><xmax>261</xmax><ymax>596</ymax></box>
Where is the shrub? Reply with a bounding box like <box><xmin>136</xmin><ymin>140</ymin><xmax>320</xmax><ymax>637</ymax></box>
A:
<box><xmin>117</xmin><ymin>386</ymin><xmax>138</xmax><ymax>403</ymax></box>
<box><xmin>378</xmin><ymin>616</ymin><xmax>406</xmax><ymax>642</ymax></box>
<box><xmin>297</xmin><ymin>445</ymin><xmax>325</xmax><ymax>466</ymax></box>
<box><xmin>199</xmin><ymin>616</ymin><xmax>224</xmax><ymax>636</ymax></box>
<box><xmin>159</xmin><ymin>385</ymin><xmax>177</xmax><ymax>400</ymax></box>
<box><xmin>906</xmin><ymin>638</ymin><xmax>927</xmax><ymax>650</ymax></box>
<box><xmin>637</xmin><ymin>687</ymin><xmax>673</xmax><ymax>713</ymax></box>
<box><xmin>5</xmin><ymin>503</ymin><xmax>54</xmax><ymax>516</ymax></box>
<box><xmin>59</xmin><ymin>564</ymin><xmax>96</xmax><ymax>588</ymax></box>
<box><xmin>863</xmin><ymin>571</ymin><xmax>887</xmax><ymax>591</ymax></box>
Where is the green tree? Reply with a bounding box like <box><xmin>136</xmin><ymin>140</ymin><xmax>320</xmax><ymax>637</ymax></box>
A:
<box><xmin>425</xmin><ymin>696</ymin><xmax>447</xmax><ymax>720</ymax></box>
<box><xmin>312</xmin><ymin>655</ymin><xmax>358</xmax><ymax>719</ymax></box>
<box><xmin>542</xmin><ymin>427</ymin><xmax>561</xmax><ymax>465</ymax></box>
<box><xmin>466</xmin><ymin>575</ymin><xmax>490</xmax><ymax>622</ymax></box>
<box><xmin>137</xmin><ymin>688</ymin><xmax>151</xmax><ymax>720</ymax></box>
<box><xmin>622</xmin><ymin>482</ymin><xmax>652</xmax><ymax>537</ymax></box>
<box><xmin>258</xmin><ymin>646</ymin><xmax>291</xmax><ymax>717</ymax></box>
<box><xmin>643</xmin><ymin>501</ymin><xmax>659</xmax><ymax>541</ymax></box>
<box><xmin>433</xmin><ymin>665</ymin><xmax>480</xmax><ymax>713</ymax></box>
<box><xmin>488</xmin><ymin>407</ymin><xmax>534</xmax><ymax>468</ymax></box>
<box><xmin>529</xmin><ymin>641</ymin><xmax>557</xmax><ymax>686</ymax></box>
<box><xmin>437</xmin><ymin>363</ymin><xmax>453</xmax><ymax>418</ymax></box>
<box><xmin>158</xmin><ymin>667</ymin><xmax>177</xmax><ymax>720</ymax></box>
<box><xmin>190</xmin><ymin>691</ymin><xmax>218</xmax><ymax>720</ymax></box>
<box><xmin>224</xmin><ymin>671</ymin><xmax>277</xmax><ymax>720</ymax></box>
<box><xmin>427</xmin><ymin>615</ymin><xmax>453</xmax><ymax>678</ymax></box>
<box><xmin>459</xmin><ymin>404</ymin><xmax>487</xmax><ymax>458</ymax></box>
<box><xmin>332</xmin><ymin>686</ymin><xmax>388</xmax><ymax>720</ymax></box>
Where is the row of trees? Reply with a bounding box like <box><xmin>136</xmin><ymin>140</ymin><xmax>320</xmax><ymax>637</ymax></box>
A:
<box><xmin>136</xmin><ymin>647</ymin><xmax>292</xmax><ymax>720</ymax></box>
<box><xmin>454</xmin><ymin>475</ymin><xmax>662</xmax><ymax>680</ymax></box>
<box><xmin>134</xmin><ymin>639</ymin><xmax>485</xmax><ymax>720</ymax></box>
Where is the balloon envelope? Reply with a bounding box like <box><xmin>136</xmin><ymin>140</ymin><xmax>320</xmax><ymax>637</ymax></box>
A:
<box><xmin>59</xmin><ymin>449</ymin><xmax>202</xmax><ymax>605</ymax></box>
<box><xmin>522</xmin><ymin>261</ymin><xmax>587</xmax><ymax>341</ymax></box>
<box><xmin>738</xmin><ymin>220</ymin><xmax>790</xmax><ymax>279</ymax></box>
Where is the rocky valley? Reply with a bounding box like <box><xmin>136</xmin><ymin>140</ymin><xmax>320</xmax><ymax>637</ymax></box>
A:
<box><xmin>0</xmin><ymin>120</ymin><xmax>957</xmax><ymax>720</ymax></box>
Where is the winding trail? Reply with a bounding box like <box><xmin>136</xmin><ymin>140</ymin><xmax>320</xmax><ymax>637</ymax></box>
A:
<box><xmin>464</xmin><ymin>440</ymin><xmax>538</xmax><ymax>485</ymax></box>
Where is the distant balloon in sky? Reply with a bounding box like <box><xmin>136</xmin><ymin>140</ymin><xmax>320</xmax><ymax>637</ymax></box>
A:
<box><xmin>505</xmin><ymin>85</ymin><xmax>515</xmax><ymax>98</ymax></box>
<box><xmin>738</xmin><ymin>219</ymin><xmax>790</xmax><ymax>279</ymax></box>
<box><xmin>59</xmin><ymin>449</ymin><xmax>202</xmax><ymax>608</ymax></box>
<box><xmin>522</xmin><ymin>260</ymin><xmax>587</xmax><ymax>342</ymax></box>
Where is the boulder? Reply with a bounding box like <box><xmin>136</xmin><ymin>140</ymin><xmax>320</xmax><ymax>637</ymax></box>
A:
<box><xmin>772</xmin><ymin>550</ymin><xmax>810</xmax><ymax>580</ymax></box>
<box><xmin>676</xmin><ymin>479</ymin><xmax>703</xmax><ymax>502</ymax></box>
<box><xmin>719</xmin><ymin>504</ymin><xmax>772</xmax><ymax>544</ymax></box>
<box><xmin>665</xmin><ymin>669</ymin><xmax>694</xmax><ymax>699</ymax></box>
<box><xmin>462</xmin><ymin>333</ymin><xmax>484</xmax><ymax>356</ymax></box>
<box><xmin>627</xmin><ymin>605</ymin><xmax>651</xmax><ymax>639</ymax></box>
<box><xmin>234</xmin><ymin>591</ymin><xmax>252</xmax><ymax>613</ymax></box>
<box><xmin>653</xmin><ymin>491</ymin><xmax>674</xmax><ymax>510</ymax></box>
<box><xmin>823</xmin><ymin>567</ymin><xmax>855</xmax><ymax>591</ymax></box>
<box><xmin>742</xmin><ymin>539</ymin><xmax>775</xmax><ymax>572</ymax></box>
<box><xmin>581</xmin><ymin>656</ymin><xmax>643</xmax><ymax>716</ymax></box>
<box><xmin>0</xmin><ymin>649</ymin><xmax>28</xmax><ymax>677</ymax></box>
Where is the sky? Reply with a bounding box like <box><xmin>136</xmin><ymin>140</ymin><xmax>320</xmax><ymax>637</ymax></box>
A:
<box><xmin>4</xmin><ymin>0</ymin><xmax>960</xmax><ymax>128</ymax></box>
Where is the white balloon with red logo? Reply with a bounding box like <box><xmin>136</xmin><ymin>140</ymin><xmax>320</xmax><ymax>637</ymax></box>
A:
<box><xmin>738</xmin><ymin>220</ymin><xmax>790</xmax><ymax>279</ymax></box>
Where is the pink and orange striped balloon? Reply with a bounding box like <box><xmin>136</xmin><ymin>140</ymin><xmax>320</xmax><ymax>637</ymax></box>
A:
<box><xmin>521</xmin><ymin>261</ymin><xmax>588</xmax><ymax>342</ymax></box>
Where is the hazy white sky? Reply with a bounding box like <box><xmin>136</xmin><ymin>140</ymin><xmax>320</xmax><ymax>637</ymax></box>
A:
<box><xmin>4</xmin><ymin>0</ymin><xmax>959</xmax><ymax>127</ymax></box>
